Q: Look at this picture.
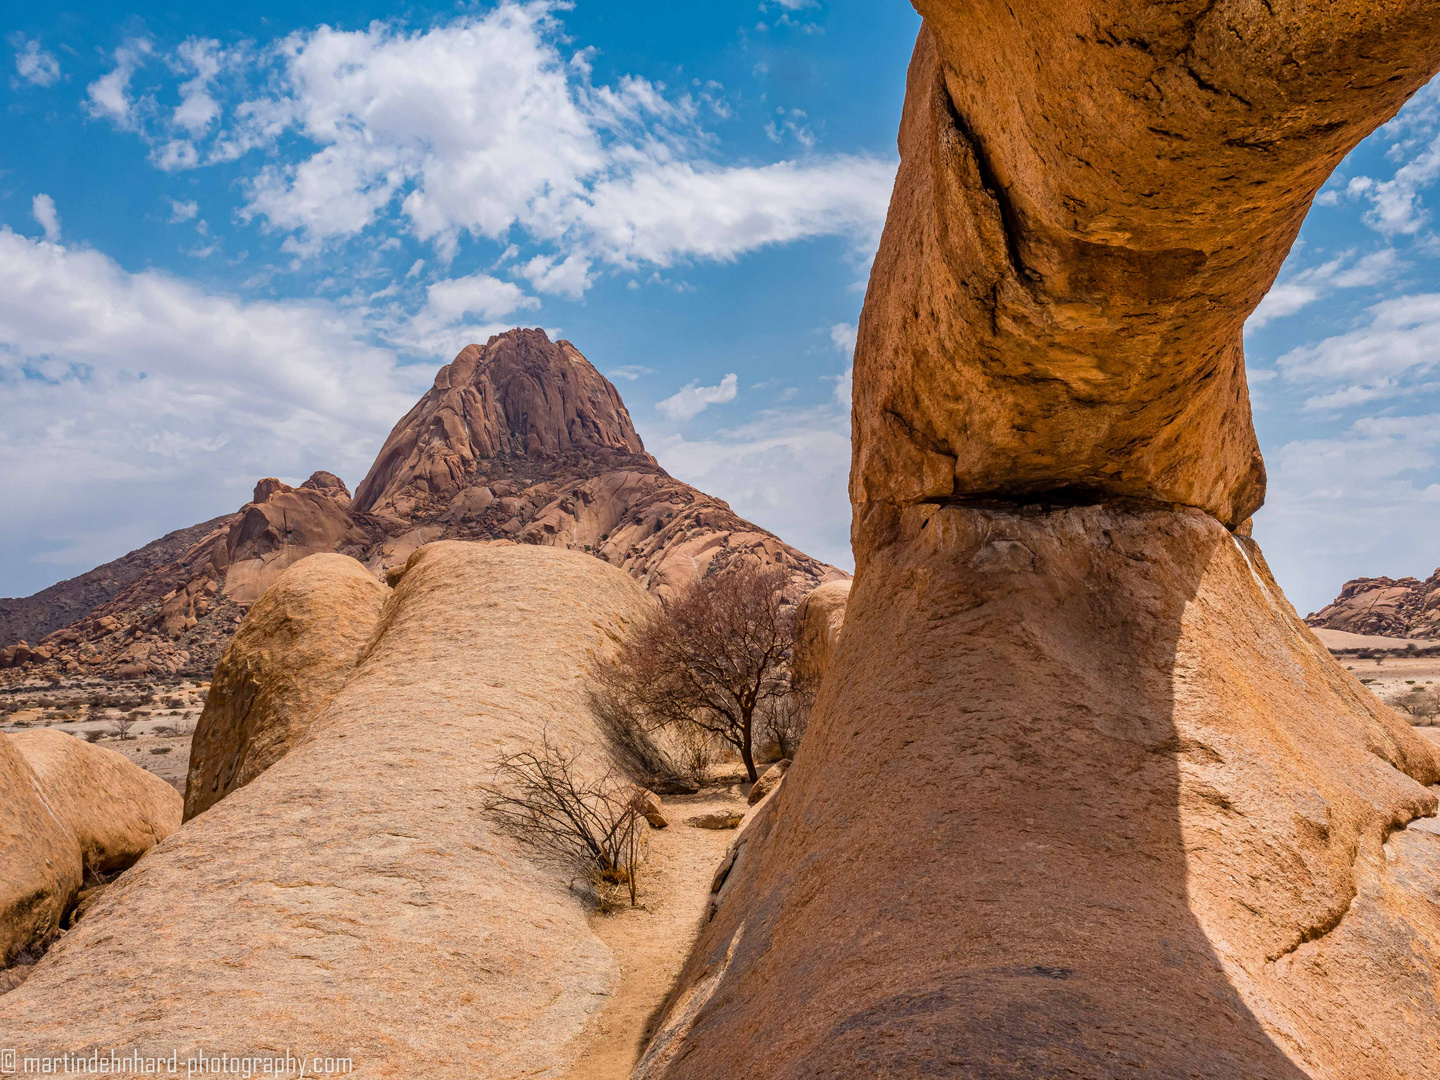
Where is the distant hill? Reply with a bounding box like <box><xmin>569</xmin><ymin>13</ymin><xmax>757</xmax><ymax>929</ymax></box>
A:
<box><xmin>0</xmin><ymin>328</ymin><xmax>844</xmax><ymax>683</ymax></box>
<box><xmin>1305</xmin><ymin>569</ymin><xmax>1440</xmax><ymax>639</ymax></box>
<box><xmin>0</xmin><ymin>517</ymin><xmax>233</xmax><ymax>651</ymax></box>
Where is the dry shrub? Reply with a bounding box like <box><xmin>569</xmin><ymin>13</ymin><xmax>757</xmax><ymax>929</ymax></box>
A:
<box><xmin>1387</xmin><ymin>686</ymin><xmax>1440</xmax><ymax>725</ymax></box>
<box><xmin>588</xmin><ymin>688</ymin><xmax>696</xmax><ymax>794</ymax></box>
<box><xmin>484</xmin><ymin>731</ymin><xmax>647</xmax><ymax>909</ymax></box>
<box><xmin>108</xmin><ymin>713</ymin><xmax>137</xmax><ymax>740</ymax></box>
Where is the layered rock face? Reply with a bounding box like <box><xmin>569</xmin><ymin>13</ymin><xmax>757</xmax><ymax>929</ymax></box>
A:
<box><xmin>1307</xmin><ymin>569</ymin><xmax>1440</xmax><ymax>639</ymax></box>
<box><xmin>3</xmin><ymin>329</ymin><xmax>840</xmax><ymax>683</ymax></box>
<box><xmin>184</xmin><ymin>554</ymin><xmax>390</xmax><ymax>820</ymax></box>
<box><xmin>644</xmin><ymin>5</ymin><xmax>1440</xmax><ymax>1078</ymax></box>
<box><xmin>354</xmin><ymin>328</ymin><xmax>649</xmax><ymax>517</ymax></box>
<box><xmin>0</xmin><ymin>543</ymin><xmax>658</xmax><ymax>1076</ymax></box>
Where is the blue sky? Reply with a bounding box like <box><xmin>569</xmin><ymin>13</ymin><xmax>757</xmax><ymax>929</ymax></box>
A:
<box><xmin>0</xmin><ymin>0</ymin><xmax>1437</xmax><ymax>619</ymax></box>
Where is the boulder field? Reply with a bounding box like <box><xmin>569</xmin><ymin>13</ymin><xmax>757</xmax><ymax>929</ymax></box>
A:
<box><xmin>639</xmin><ymin>4</ymin><xmax>1440</xmax><ymax>1079</ymax></box>
<box><xmin>0</xmin><ymin>542</ymin><xmax>662</xmax><ymax>1077</ymax></box>
<box><xmin>1308</xmin><ymin>568</ymin><xmax>1440</xmax><ymax>640</ymax></box>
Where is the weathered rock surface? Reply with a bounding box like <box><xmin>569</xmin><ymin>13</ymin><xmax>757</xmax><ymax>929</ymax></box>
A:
<box><xmin>791</xmin><ymin>580</ymin><xmax>850</xmax><ymax>691</ymax></box>
<box><xmin>0</xmin><ymin>734</ymin><xmax>81</xmax><ymax>967</ymax></box>
<box><xmin>1307</xmin><ymin>568</ymin><xmax>1440</xmax><ymax>639</ymax></box>
<box><xmin>3</xmin><ymin>330</ymin><xmax>839</xmax><ymax>685</ymax></box>
<box><xmin>0</xmin><ymin>542</ymin><xmax>658</xmax><ymax>1077</ymax></box>
<box><xmin>745</xmin><ymin>759</ymin><xmax>789</xmax><ymax>806</ymax></box>
<box><xmin>184</xmin><ymin>553</ymin><xmax>390</xmax><ymax>820</ymax></box>
<box><xmin>851</xmin><ymin>7</ymin><xmax>1439</xmax><ymax>529</ymax></box>
<box><xmin>646</xmin><ymin>506</ymin><xmax>1440</xmax><ymax>1079</ymax></box>
<box><xmin>642</xmin><ymin>4</ymin><xmax>1440</xmax><ymax>1078</ymax></box>
<box><xmin>9</xmin><ymin>729</ymin><xmax>182</xmax><ymax>875</ymax></box>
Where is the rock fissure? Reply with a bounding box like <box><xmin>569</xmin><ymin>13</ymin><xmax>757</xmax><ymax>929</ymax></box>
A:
<box><xmin>938</xmin><ymin>80</ymin><xmax>1037</xmax><ymax>286</ymax></box>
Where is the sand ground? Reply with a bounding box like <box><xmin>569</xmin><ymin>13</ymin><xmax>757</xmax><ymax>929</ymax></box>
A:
<box><xmin>0</xmin><ymin>679</ymin><xmax>205</xmax><ymax>791</ymax></box>
<box><xmin>1333</xmin><ymin>654</ymin><xmax>1440</xmax><ymax>712</ymax></box>
<box><xmin>561</xmin><ymin>782</ymin><xmax>753</xmax><ymax>1080</ymax></box>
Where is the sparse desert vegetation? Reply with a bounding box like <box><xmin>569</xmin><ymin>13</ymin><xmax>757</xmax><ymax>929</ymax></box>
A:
<box><xmin>594</xmin><ymin>557</ymin><xmax>808</xmax><ymax>783</ymax></box>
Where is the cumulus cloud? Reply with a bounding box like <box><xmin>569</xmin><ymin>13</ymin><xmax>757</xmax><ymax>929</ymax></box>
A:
<box><xmin>171</xmin><ymin>38</ymin><xmax>228</xmax><ymax>137</ymax></box>
<box><xmin>86</xmin><ymin>3</ymin><xmax>895</xmax><ymax>286</ymax></box>
<box><xmin>1248</xmin><ymin>248</ymin><xmax>1400</xmax><ymax>329</ymax></box>
<box><xmin>656</xmin><ymin>373</ymin><xmax>738</xmax><ymax>421</ymax></box>
<box><xmin>11</xmin><ymin>36</ymin><xmax>60</xmax><ymax>87</ymax></box>
<box><xmin>31</xmin><ymin>194</ymin><xmax>60</xmax><ymax>242</ymax></box>
<box><xmin>168</xmin><ymin>198</ymin><xmax>199</xmax><ymax>222</ymax></box>
<box><xmin>395</xmin><ymin>270</ymin><xmax>540</xmax><ymax>354</ymax></box>
<box><xmin>1276</xmin><ymin>292</ymin><xmax>1440</xmax><ymax>409</ymax></box>
<box><xmin>86</xmin><ymin>39</ymin><xmax>153</xmax><ymax>129</ymax></box>
<box><xmin>522</xmin><ymin>253</ymin><xmax>591</xmax><ymax>299</ymax></box>
<box><xmin>0</xmin><ymin>227</ymin><xmax>428</xmax><ymax>592</ymax></box>
<box><xmin>1331</xmin><ymin>81</ymin><xmax>1440</xmax><ymax>237</ymax></box>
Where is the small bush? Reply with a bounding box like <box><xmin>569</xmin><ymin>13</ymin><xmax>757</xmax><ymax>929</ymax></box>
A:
<box><xmin>484</xmin><ymin>731</ymin><xmax>647</xmax><ymax>909</ymax></box>
<box><xmin>82</xmin><ymin>729</ymin><xmax>105</xmax><ymax>743</ymax></box>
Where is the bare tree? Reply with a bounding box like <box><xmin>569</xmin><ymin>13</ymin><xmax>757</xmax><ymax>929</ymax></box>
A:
<box><xmin>596</xmin><ymin>557</ymin><xmax>798</xmax><ymax>782</ymax></box>
<box><xmin>107</xmin><ymin>711</ymin><xmax>138</xmax><ymax>741</ymax></box>
<box><xmin>484</xmin><ymin>731</ymin><xmax>647</xmax><ymax>907</ymax></box>
<box><xmin>759</xmin><ymin>688</ymin><xmax>812</xmax><ymax>762</ymax></box>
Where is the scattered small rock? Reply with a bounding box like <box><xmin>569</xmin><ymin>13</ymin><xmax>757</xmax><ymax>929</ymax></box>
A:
<box><xmin>639</xmin><ymin>790</ymin><xmax>668</xmax><ymax>829</ymax></box>
<box><xmin>687</xmin><ymin>810</ymin><xmax>744</xmax><ymax>831</ymax></box>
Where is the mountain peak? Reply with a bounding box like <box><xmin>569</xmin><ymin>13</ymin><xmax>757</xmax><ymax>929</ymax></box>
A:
<box><xmin>354</xmin><ymin>328</ymin><xmax>650</xmax><ymax>516</ymax></box>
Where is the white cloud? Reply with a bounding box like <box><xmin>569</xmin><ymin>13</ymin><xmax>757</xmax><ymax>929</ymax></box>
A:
<box><xmin>0</xmin><ymin>227</ymin><xmax>429</xmax><ymax>593</ymax></box>
<box><xmin>421</xmin><ymin>272</ymin><xmax>537</xmax><ymax>324</ymax></box>
<box><xmin>390</xmin><ymin>270</ymin><xmax>539</xmax><ymax>354</ymax></box>
<box><xmin>1277</xmin><ymin>292</ymin><xmax>1440</xmax><ymax>409</ymax></box>
<box><xmin>171</xmin><ymin>38</ymin><xmax>227</xmax><ymax>137</ymax></box>
<box><xmin>31</xmin><ymin>194</ymin><xmax>60</xmax><ymax>243</ymax></box>
<box><xmin>11</xmin><ymin>37</ymin><xmax>60</xmax><ymax>87</ymax></box>
<box><xmin>86</xmin><ymin>39</ymin><xmax>153</xmax><ymax>129</ymax></box>
<box><xmin>829</xmin><ymin>321</ymin><xmax>856</xmax><ymax>354</ymax></box>
<box><xmin>656</xmin><ymin>373</ymin><xmax>738</xmax><ymax>422</ymax></box>
<box><xmin>1247</xmin><ymin>248</ymin><xmax>1400</xmax><ymax>329</ymax></box>
<box><xmin>646</xmin><ymin>400</ymin><xmax>853</xmax><ymax>572</ymax></box>
<box><xmin>522</xmin><ymin>253</ymin><xmax>591</xmax><ymax>299</ymax></box>
<box><xmin>571</xmin><ymin>157</ymin><xmax>893</xmax><ymax>267</ymax></box>
<box><xmin>91</xmin><ymin>4</ymin><xmax>895</xmax><ymax>287</ymax></box>
<box><xmin>607</xmin><ymin>365</ymin><xmax>653</xmax><ymax>381</ymax></box>
<box><xmin>168</xmin><ymin>198</ymin><xmax>200</xmax><ymax>223</ymax></box>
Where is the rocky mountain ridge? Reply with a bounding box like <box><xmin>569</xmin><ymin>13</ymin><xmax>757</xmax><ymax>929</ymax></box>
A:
<box><xmin>1305</xmin><ymin>569</ymin><xmax>1440</xmax><ymax>639</ymax></box>
<box><xmin>0</xmin><ymin>328</ymin><xmax>842</xmax><ymax>683</ymax></box>
<box><xmin>0</xmin><ymin>517</ymin><xmax>233</xmax><ymax>653</ymax></box>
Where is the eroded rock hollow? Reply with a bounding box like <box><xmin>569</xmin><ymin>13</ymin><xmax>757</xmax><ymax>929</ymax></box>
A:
<box><xmin>642</xmin><ymin>3</ymin><xmax>1440</xmax><ymax>1077</ymax></box>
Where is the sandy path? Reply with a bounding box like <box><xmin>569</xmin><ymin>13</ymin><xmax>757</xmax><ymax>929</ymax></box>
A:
<box><xmin>561</xmin><ymin>787</ymin><xmax>748</xmax><ymax>1080</ymax></box>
